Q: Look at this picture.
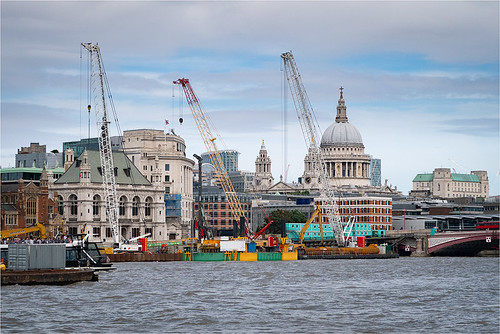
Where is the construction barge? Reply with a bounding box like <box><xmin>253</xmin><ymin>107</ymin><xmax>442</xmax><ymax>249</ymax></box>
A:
<box><xmin>1</xmin><ymin>243</ymin><xmax>100</xmax><ymax>285</ymax></box>
<box><xmin>1</xmin><ymin>268</ymin><xmax>97</xmax><ymax>285</ymax></box>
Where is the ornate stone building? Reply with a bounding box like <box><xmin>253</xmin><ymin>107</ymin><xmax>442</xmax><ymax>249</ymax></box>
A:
<box><xmin>1</xmin><ymin>167</ymin><xmax>60</xmax><ymax>237</ymax></box>
<box><xmin>412</xmin><ymin>168</ymin><xmax>489</xmax><ymax>199</ymax></box>
<box><xmin>302</xmin><ymin>88</ymin><xmax>372</xmax><ymax>191</ymax></box>
<box><xmin>52</xmin><ymin>150</ymin><xmax>166</xmax><ymax>242</ymax></box>
<box><xmin>122</xmin><ymin>129</ymin><xmax>194</xmax><ymax>238</ymax></box>
<box><xmin>252</xmin><ymin>140</ymin><xmax>274</xmax><ymax>192</ymax></box>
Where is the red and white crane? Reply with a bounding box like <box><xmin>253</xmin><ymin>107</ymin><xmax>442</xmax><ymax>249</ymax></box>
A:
<box><xmin>173</xmin><ymin>78</ymin><xmax>251</xmax><ymax>237</ymax></box>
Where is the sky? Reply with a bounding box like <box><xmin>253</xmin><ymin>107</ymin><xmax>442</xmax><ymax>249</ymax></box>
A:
<box><xmin>1</xmin><ymin>0</ymin><xmax>499</xmax><ymax>196</ymax></box>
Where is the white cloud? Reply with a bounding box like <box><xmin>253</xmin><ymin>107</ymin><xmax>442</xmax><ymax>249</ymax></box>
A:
<box><xmin>1</xmin><ymin>1</ymin><xmax>498</xmax><ymax>195</ymax></box>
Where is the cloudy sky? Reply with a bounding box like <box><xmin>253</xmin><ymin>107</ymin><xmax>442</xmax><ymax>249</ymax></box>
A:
<box><xmin>1</xmin><ymin>0</ymin><xmax>499</xmax><ymax>195</ymax></box>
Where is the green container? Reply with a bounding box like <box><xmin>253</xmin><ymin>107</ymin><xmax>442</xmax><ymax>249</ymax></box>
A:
<box><xmin>257</xmin><ymin>252</ymin><xmax>281</xmax><ymax>261</ymax></box>
<box><xmin>192</xmin><ymin>252</ymin><xmax>225</xmax><ymax>261</ymax></box>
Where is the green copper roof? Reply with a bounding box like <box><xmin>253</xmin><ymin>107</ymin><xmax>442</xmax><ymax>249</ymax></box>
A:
<box><xmin>0</xmin><ymin>167</ymin><xmax>65</xmax><ymax>174</ymax></box>
<box><xmin>413</xmin><ymin>174</ymin><xmax>433</xmax><ymax>182</ymax></box>
<box><xmin>451</xmin><ymin>173</ymin><xmax>480</xmax><ymax>182</ymax></box>
<box><xmin>413</xmin><ymin>173</ymin><xmax>480</xmax><ymax>183</ymax></box>
<box><xmin>55</xmin><ymin>150</ymin><xmax>150</xmax><ymax>186</ymax></box>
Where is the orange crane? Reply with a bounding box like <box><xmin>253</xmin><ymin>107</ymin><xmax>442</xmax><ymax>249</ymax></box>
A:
<box><xmin>173</xmin><ymin>78</ymin><xmax>251</xmax><ymax>237</ymax></box>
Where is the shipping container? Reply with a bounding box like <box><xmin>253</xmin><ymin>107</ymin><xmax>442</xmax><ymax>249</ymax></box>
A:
<box><xmin>7</xmin><ymin>244</ymin><xmax>66</xmax><ymax>270</ymax></box>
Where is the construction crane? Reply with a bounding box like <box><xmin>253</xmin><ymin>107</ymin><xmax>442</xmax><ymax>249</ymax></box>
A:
<box><xmin>81</xmin><ymin>42</ymin><xmax>120</xmax><ymax>246</ymax></box>
<box><xmin>281</xmin><ymin>51</ymin><xmax>347</xmax><ymax>246</ymax></box>
<box><xmin>173</xmin><ymin>78</ymin><xmax>251</xmax><ymax>237</ymax></box>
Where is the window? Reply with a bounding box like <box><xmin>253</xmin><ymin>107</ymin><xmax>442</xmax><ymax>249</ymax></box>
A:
<box><xmin>106</xmin><ymin>228</ymin><xmax>112</xmax><ymax>238</ymax></box>
<box><xmin>165</xmin><ymin>187</ymin><xmax>170</xmax><ymax>194</ymax></box>
<box><xmin>132</xmin><ymin>196</ymin><xmax>140</xmax><ymax>216</ymax></box>
<box><xmin>165</xmin><ymin>175</ymin><xmax>170</xmax><ymax>182</ymax></box>
<box><xmin>119</xmin><ymin>196</ymin><xmax>127</xmax><ymax>216</ymax></box>
<box><xmin>6</xmin><ymin>214</ymin><xmax>17</xmax><ymax>226</ymax></box>
<box><xmin>145</xmin><ymin>197</ymin><xmax>152</xmax><ymax>216</ymax></box>
<box><xmin>165</xmin><ymin>164</ymin><xmax>170</xmax><ymax>171</ymax></box>
<box><xmin>93</xmin><ymin>195</ymin><xmax>101</xmax><ymax>216</ymax></box>
<box><xmin>69</xmin><ymin>195</ymin><xmax>78</xmax><ymax>216</ymax></box>
<box><xmin>93</xmin><ymin>227</ymin><xmax>101</xmax><ymax>238</ymax></box>
<box><xmin>132</xmin><ymin>228</ymin><xmax>141</xmax><ymax>238</ymax></box>
<box><xmin>58</xmin><ymin>195</ymin><xmax>64</xmax><ymax>215</ymax></box>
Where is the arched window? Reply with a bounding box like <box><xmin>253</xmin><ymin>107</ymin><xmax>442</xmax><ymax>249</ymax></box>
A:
<box><xmin>119</xmin><ymin>196</ymin><xmax>127</xmax><ymax>216</ymax></box>
<box><xmin>132</xmin><ymin>196</ymin><xmax>140</xmax><ymax>216</ymax></box>
<box><xmin>27</xmin><ymin>198</ymin><xmax>37</xmax><ymax>216</ymax></box>
<box><xmin>69</xmin><ymin>194</ymin><xmax>78</xmax><ymax>216</ymax></box>
<box><xmin>26</xmin><ymin>197</ymin><xmax>37</xmax><ymax>225</ymax></box>
<box><xmin>93</xmin><ymin>195</ymin><xmax>101</xmax><ymax>216</ymax></box>
<box><xmin>58</xmin><ymin>195</ymin><xmax>64</xmax><ymax>215</ymax></box>
<box><xmin>145</xmin><ymin>197</ymin><xmax>152</xmax><ymax>217</ymax></box>
<box><xmin>437</xmin><ymin>183</ymin><xmax>440</xmax><ymax>191</ymax></box>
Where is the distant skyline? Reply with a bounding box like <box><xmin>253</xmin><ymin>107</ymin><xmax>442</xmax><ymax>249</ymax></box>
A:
<box><xmin>1</xmin><ymin>1</ymin><xmax>499</xmax><ymax>195</ymax></box>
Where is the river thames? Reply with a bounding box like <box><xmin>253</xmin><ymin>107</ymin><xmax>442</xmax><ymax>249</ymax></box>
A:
<box><xmin>1</xmin><ymin>257</ymin><xmax>499</xmax><ymax>333</ymax></box>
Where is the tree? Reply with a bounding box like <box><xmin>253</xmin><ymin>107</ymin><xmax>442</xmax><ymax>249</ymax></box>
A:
<box><xmin>256</xmin><ymin>209</ymin><xmax>308</xmax><ymax>235</ymax></box>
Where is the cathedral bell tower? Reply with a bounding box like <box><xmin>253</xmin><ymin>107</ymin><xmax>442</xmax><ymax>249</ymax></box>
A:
<box><xmin>252</xmin><ymin>140</ymin><xmax>274</xmax><ymax>191</ymax></box>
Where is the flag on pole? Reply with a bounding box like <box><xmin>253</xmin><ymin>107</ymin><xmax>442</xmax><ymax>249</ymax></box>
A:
<box><xmin>165</xmin><ymin>119</ymin><xmax>169</xmax><ymax>125</ymax></box>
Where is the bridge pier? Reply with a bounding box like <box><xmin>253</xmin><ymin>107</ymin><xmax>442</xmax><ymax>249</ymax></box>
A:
<box><xmin>412</xmin><ymin>236</ymin><xmax>428</xmax><ymax>257</ymax></box>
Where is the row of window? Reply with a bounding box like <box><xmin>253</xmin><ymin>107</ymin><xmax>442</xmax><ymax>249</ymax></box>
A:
<box><xmin>60</xmin><ymin>195</ymin><xmax>153</xmax><ymax>217</ymax></box>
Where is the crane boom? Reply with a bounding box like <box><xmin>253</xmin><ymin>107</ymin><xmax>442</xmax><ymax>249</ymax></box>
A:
<box><xmin>281</xmin><ymin>51</ymin><xmax>345</xmax><ymax>246</ymax></box>
<box><xmin>81</xmin><ymin>42</ymin><xmax>120</xmax><ymax>245</ymax></box>
<box><xmin>173</xmin><ymin>78</ymin><xmax>250</xmax><ymax>237</ymax></box>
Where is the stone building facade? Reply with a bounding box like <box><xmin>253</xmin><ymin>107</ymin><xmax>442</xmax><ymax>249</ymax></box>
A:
<box><xmin>412</xmin><ymin>168</ymin><xmax>489</xmax><ymax>199</ymax></box>
<box><xmin>121</xmin><ymin>129</ymin><xmax>194</xmax><ymax>236</ymax></box>
<box><xmin>252</xmin><ymin>140</ymin><xmax>274</xmax><ymax>192</ymax></box>
<box><xmin>302</xmin><ymin>89</ymin><xmax>373</xmax><ymax>191</ymax></box>
<box><xmin>52</xmin><ymin>150</ymin><xmax>166</xmax><ymax>242</ymax></box>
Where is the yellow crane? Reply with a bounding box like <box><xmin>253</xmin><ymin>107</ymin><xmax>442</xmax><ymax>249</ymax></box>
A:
<box><xmin>298</xmin><ymin>205</ymin><xmax>323</xmax><ymax>245</ymax></box>
<box><xmin>1</xmin><ymin>223</ymin><xmax>47</xmax><ymax>239</ymax></box>
<box><xmin>173</xmin><ymin>78</ymin><xmax>250</xmax><ymax>237</ymax></box>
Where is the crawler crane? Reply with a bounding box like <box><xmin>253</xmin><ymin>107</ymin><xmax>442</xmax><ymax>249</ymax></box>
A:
<box><xmin>281</xmin><ymin>51</ymin><xmax>352</xmax><ymax>247</ymax></box>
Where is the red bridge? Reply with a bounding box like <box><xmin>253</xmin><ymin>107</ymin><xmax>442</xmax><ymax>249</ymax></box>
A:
<box><xmin>428</xmin><ymin>230</ymin><xmax>499</xmax><ymax>256</ymax></box>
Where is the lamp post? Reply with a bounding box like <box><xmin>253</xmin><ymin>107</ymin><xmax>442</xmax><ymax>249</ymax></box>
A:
<box><xmin>193</xmin><ymin>154</ymin><xmax>203</xmax><ymax>240</ymax></box>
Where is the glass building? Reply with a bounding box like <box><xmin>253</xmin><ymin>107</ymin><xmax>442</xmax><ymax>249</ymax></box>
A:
<box><xmin>201</xmin><ymin>150</ymin><xmax>239</xmax><ymax>174</ymax></box>
<box><xmin>370</xmin><ymin>158</ymin><xmax>381</xmax><ymax>187</ymax></box>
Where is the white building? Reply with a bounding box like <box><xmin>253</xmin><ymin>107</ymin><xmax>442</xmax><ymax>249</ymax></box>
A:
<box><xmin>52</xmin><ymin>150</ymin><xmax>166</xmax><ymax>242</ymax></box>
<box><xmin>122</xmin><ymin>129</ymin><xmax>194</xmax><ymax>237</ymax></box>
<box><xmin>302</xmin><ymin>88</ymin><xmax>372</xmax><ymax>191</ymax></box>
<box><xmin>412</xmin><ymin>168</ymin><xmax>489</xmax><ymax>199</ymax></box>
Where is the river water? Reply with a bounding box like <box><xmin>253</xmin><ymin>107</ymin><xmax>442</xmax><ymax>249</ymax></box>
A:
<box><xmin>1</xmin><ymin>257</ymin><xmax>499</xmax><ymax>333</ymax></box>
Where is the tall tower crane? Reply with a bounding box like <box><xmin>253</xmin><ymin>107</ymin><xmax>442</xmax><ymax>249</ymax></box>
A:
<box><xmin>173</xmin><ymin>78</ymin><xmax>250</xmax><ymax>237</ymax></box>
<box><xmin>81</xmin><ymin>42</ymin><xmax>120</xmax><ymax>246</ymax></box>
<box><xmin>281</xmin><ymin>51</ymin><xmax>346</xmax><ymax>246</ymax></box>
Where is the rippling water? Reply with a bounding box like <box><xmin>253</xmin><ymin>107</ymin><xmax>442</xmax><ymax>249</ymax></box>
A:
<box><xmin>1</xmin><ymin>257</ymin><xmax>499</xmax><ymax>333</ymax></box>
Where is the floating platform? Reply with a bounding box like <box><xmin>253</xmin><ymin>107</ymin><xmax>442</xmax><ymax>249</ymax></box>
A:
<box><xmin>1</xmin><ymin>268</ymin><xmax>98</xmax><ymax>286</ymax></box>
<box><xmin>183</xmin><ymin>251</ymin><xmax>298</xmax><ymax>261</ymax></box>
<box><xmin>301</xmin><ymin>253</ymin><xmax>399</xmax><ymax>260</ymax></box>
<box><xmin>108</xmin><ymin>252</ymin><xmax>182</xmax><ymax>262</ymax></box>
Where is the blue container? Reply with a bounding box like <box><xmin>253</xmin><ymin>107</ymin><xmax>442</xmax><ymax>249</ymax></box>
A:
<box><xmin>247</xmin><ymin>242</ymin><xmax>256</xmax><ymax>253</ymax></box>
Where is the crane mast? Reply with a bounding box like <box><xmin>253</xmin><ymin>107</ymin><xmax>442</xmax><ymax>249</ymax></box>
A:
<box><xmin>281</xmin><ymin>51</ymin><xmax>345</xmax><ymax>246</ymax></box>
<box><xmin>173</xmin><ymin>78</ymin><xmax>250</xmax><ymax>237</ymax></box>
<box><xmin>81</xmin><ymin>42</ymin><xmax>120</xmax><ymax>245</ymax></box>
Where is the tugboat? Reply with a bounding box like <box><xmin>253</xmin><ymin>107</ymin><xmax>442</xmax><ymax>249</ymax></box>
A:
<box><xmin>65</xmin><ymin>234</ymin><xmax>115</xmax><ymax>271</ymax></box>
